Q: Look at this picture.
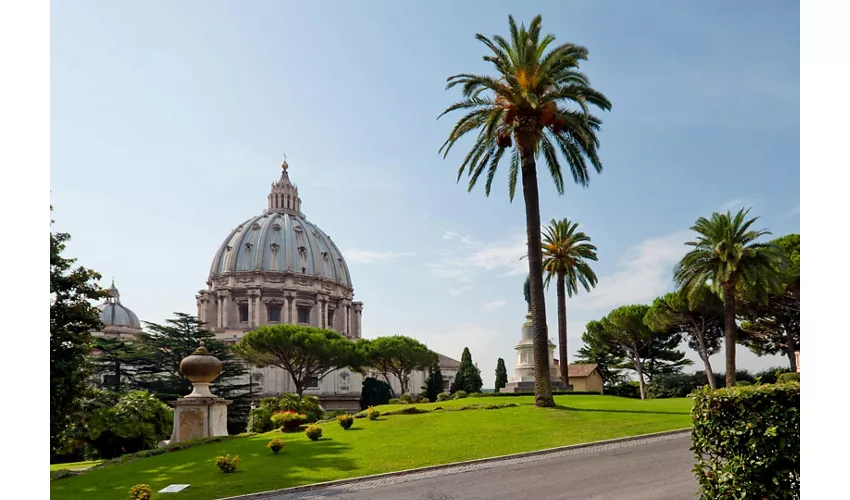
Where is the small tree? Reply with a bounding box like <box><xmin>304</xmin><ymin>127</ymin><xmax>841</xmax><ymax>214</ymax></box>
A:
<box><xmin>575</xmin><ymin>321</ymin><xmax>626</xmax><ymax>388</ymax></box>
<box><xmin>359</xmin><ymin>377</ymin><xmax>392</xmax><ymax>410</ymax></box>
<box><xmin>51</xmin><ymin>210</ymin><xmax>108</xmax><ymax>454</ymax></box>
<box><xmin>494</xmin><ymin>358</ymin><xmax>508</xmax><ymax>392</ymax></box>
<box><xmin>451</xmin><ymin>347</ymin><xmax>483</xmax><ymax>394</ymax></box>
<box><xmin>422</xmin><ymin>361</ymin><xmax>444</xmax><ymax>402</ymax></box>
<box><xmin>234</xmin><ymin>325</ymin><xmax>360</xmax><ymax>397</ymax></box>
<box><xmin>360</xmin><ymin>336</ymin><xmax>437</xmax><ymax>395</ymax></box>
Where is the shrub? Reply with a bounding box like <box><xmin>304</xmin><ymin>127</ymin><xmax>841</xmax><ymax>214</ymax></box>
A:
<box><xmin>383</xmin><ymin>406</ymin><xmax>428</xmax><ymax>416</ymax></box>
<box><xmin>736</xmin><ymin>380</ymin><xmax>752</xmax><ymax>386</ymax></box>
<box><xmin>278</xmin><ymin>394</ymin><xmax>325</xmax><ymax>423</ymax></box>
<box><xmin>337</xmin><ymin>414</ymin><xmax>354</xmax><ymax>430</ymax></box>
<box><xmin>388</xmin><ymin>398</ymin><xmax>402</xmax><ymax>405</ymax></box>
<box><xmin>753</xmin><ymin>366</ymin><xmax>788</xmax><ymax>385</ymax></box>
<box><xmin>606</xmin><ymin>381</ymin><xmax>641</xmax><ymax>398</ymax></box>
<box><xmin>271</xmin><ymin>410</ymin><xmax>307</xmax><ymax>432</ymax></box>
<box><xmin>305</xmin><ymin>424</ymin><xmax>323</xmax><ymax>441</ymax></box>
<box><xmin>248</xmin><ymin>394</ymin><xmax>324</xmax><ymax>432</ymax></box>
<box><xmin>646</xmin><ymin>373</ymin><xmax>697</xmax><ymax>399</ymax></box>
<box><xmin>360</xmin><ymin>377</ymin><xmax>392</xmax><ymax>409</ymax></box>
<box><xmin>436</xmin><ymin>392</ymin><xmax>451</xmax><ymax>402</ymax></box>
<box><xmin>367</xmin><ymin>406</ymin><xmax>380</xmax><ymax>420</ymax></box>
<box><xmin>451</xmin><ymin>390</ymin><xmax>468</xmax><ymax>399</ymax></box>
<box><xmin>129</xmin><ymin>484</ymin><xmax>152</xmax><ymax>500</ymax></box>
<box><xmin>215</xmin><ymin>454</ymin><xmax>240</xmax><ymax>473</ymax></box>
<box><xmin>778</xmin><ymin>372</ymin><xmax>800</xmax><ymax>383</ymax></box>
<box><xmin>415</xmin><ymin>394</ymin><xmax>429</xmax><ymax>403</ymax></box>
<box><xmin>84</xmin><ymin>391</ymin><xmax>173</xmax><ymax>459</ymax></box>
<box><xmin>266</xmin><ymin>438</ymin><xmax>285</xmax><ymax>454</ymax></box>
<box><xmin>468</xmin><ymin>392</ymin><xmax>484</xmax><ymax>398</ymax></box>
<box><xmin>399</xmin><ymin>393</ymin><xmax>415</xmax><ymax>404</ymax></box>
<box><xmin>691</xmin><ymin>383</ymin><xmax>799</xmax><ymax>499</ymax></box>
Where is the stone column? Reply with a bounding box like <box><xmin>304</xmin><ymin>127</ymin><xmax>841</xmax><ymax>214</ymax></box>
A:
<box><xmin>288</xmin><ymin>294</ymin><xmax>296</xmax><ymax>324</ymax></box>
<box><xmin>322</xmin><ymin>299</ymin><xmax>329</xmax><ymax>328</ymax></box>
<box><xmin>216</xmin><ymin>296</ymin><xmax>223</xmax><ymax>329</ymax></box>
<box><xmin>221</xmin><ymin>291</ymin><xmax>231</xmax><ymax>329</ymax></box>
<box><xmin>282</xmin><ymin>294</ymin><xmax>290</xmax><ymax>324</ymax></box>
<box><xmin>196</xmin><ymin>295</ymin><xmax>204</xmax><ymax>324</ymax></box>
<box><xmin>247</xmin><ymin>296</ymin><xmax>254</xmax><ymax>328</ymax></box>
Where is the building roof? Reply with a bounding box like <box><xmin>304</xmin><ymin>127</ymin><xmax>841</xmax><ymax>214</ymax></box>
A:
<box><xmin>567</xmin><ymin>363</ymin><xmax>600</xmax><ymax>378</ymax></box>
<box><xmin>437</xmin><ymin>353</ymin><xmax>461</xmax><ymax>369</ymax></box>
<box><xmin>208</xmin><ymin>162</ymin><xmax>353</xmax><ymax>286</ymax></box>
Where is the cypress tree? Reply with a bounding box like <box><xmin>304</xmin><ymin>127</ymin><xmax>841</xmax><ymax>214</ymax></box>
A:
<box><xmin>495</xmin><ymin>358</ymin><xmax>508</xmax><ymax>392</ymax></box>
<box><xmin>451</xmin><ymin>347</ymin><xmax>483</xmax><ymax>393</ymax></box>
<box><xmin>423</xmin><ymin>361</ymin><xmax>444</xmax><ymax>402</ymax></box>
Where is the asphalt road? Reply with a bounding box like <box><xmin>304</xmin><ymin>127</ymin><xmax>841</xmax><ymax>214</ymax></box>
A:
<box><xmin>258</xmin><ymin>432</ymin><xmax>697</xmax><ymax>500</ymax></box>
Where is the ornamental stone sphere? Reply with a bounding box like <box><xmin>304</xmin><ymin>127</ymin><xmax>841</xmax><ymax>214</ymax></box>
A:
<box><xmin>179</xmin><ymin>342</ymin><xmax>223</xmax><ymax>384</ymax></box>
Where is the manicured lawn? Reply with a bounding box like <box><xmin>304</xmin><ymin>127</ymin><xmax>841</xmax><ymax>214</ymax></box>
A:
<box><xmin>51</xmin><ymin>395</ymin><xmax>692</xmax><ymax>500</ymax></box>
<box><xmin>50</xmin><ymin>460</ymin><xmax>103</xmax><ymax>471</ymax></box>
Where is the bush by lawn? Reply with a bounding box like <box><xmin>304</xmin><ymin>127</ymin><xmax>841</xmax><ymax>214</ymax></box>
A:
<box><xmin>51</xmin><ymin>395</ymin><xmax>692</xmax><ymax>500</ymax></box>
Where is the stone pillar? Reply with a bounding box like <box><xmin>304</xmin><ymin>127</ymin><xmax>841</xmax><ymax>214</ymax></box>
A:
<box><xmin>247</xmin><ymin>296</ymin><xmax>254</xmax><ymax>328</ymax></box>
<box><xmin>282</xmin><ymin>295</ymin><xmax>290</xmax><ymax>324</ymax></box>
<box><xmin>216</xmin><ymin>296</ymin><xmax>223</xmax><ymax>329</ymax></box>
<box><xmin>196</xmin><ymin>295</ymin><xmax>204</xmax><ymax>324</ymax></box>
<box><xmin>289</xmin><ymin>293</ymin><xmax>296</xmax><ymax>324</ymax></box>
<box><xmin>168</xmin><ymin>343</ymin><xmax>231</xmax><ymax>444</ymax></box>
<box><xmin>322</xmin><ymin>299</ymin><xmax>329</xmax><ymax>328</ymax></box>
<box><xmin>221</xmin><ymin>291</ymin><xmax>231</xmax><ymax>329</ymax></box>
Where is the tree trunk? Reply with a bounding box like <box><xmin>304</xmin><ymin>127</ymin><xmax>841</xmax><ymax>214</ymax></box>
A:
<box><xmin>517</xmin><ymin>135</ymin><xmax>555</xmax><ymax>408</ymax></box>
<box><xmin>722</xmin><ymin>285</ymin><xmax>737</xmax><ymax>387</ymax></box>
<box><xmin>398</xmin><ymin>372</ymin><xmax>409</xmax><ymax>395</ymax></box>
<box><xmin>785</xmin><ymin>339</ymin><xmax>798</xmax><ymax>372</ymax></box>
<box><xmin>693</xmin><ymin>329</ymin><xmax>716</xmax><ymax>389</ymax></box>
<box><xmin>632</xmin><ymin>344</ymin><xmax>646</xmax><ymax>400</ymax></box>
<box><xmin>557</xmin><ymin>272</ymin><xmax>569</xmax><ymax>388</ymax></box>
<box><xmin>293</xmin><ymin>379</ymin><xmax>304</xmax><ymax>398</ymax></box>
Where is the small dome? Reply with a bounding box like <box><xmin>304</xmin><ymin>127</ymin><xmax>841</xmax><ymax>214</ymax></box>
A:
<box><xmin>97</xmin><ymin>281</ymin><xmax>141</xmax><ymax>328</ymax></box>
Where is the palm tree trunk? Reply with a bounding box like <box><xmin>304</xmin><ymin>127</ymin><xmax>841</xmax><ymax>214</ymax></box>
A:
<box><xmin>518</xmin><ymin>135</ymin><xmax>555</xmax><ymax>407</ymax></box>
<box><xmin>556</xmin><ymin>272</ymin><xmax>569</xmax><ymax>388</ymax></box>
<box><xmin>722</xmin><ymin>285</ymin><xmax>737</xmax><ymax>387</ymax></box>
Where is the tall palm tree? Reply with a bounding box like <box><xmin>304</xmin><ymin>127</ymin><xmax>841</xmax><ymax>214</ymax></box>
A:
<box><xmin>541</xmin><ymin>218</ymin><xmax>598</xmax><ymax>388</ymax></box>
<box><xmin>673</xmin><ymin>208</ymin><xmax>786</xmax><ymax>387</ymax></box>
<box><xmin>439</xmin><ymin>15</ymin><xmax>611</xmax><ymax>407</ymax></box>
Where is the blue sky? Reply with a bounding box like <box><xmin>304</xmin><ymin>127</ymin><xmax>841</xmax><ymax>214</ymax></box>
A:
<box><xmin>51</xmin><ymin>1</ymin><xmax>800</xmax><ymax>386</ymax></box>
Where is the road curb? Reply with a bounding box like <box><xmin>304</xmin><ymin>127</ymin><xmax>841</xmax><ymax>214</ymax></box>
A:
<box><xmin>220</xmin><ymin>428</ymin><xmax>692</xmax><ymax>500</ymax></box>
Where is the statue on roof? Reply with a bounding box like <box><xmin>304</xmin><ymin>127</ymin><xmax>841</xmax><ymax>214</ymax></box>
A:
<box><xmin>523</xmin><ymin>274</ymin><xmax>530</xmax><ymax>312</ymax></box>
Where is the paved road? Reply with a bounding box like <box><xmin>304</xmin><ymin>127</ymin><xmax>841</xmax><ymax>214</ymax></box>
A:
<box><xmin>257</xmin><ymin>432</ymin><xmax>697</xmax><ymax>500</ymax></box>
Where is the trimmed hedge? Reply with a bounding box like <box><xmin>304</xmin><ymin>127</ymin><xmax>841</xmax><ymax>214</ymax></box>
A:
<box><xmin>691</xmin><ymin>383</ymin><xmax>800</xmax><ymax>499</ymax></box>
<box><xmin>778</xmin><ymin>372</ymin><xmax>800</xmax><ymax>383</ymax></box>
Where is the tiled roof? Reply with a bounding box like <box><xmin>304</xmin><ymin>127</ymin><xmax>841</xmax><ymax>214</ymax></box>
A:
<box><xmin>437</xmin><ymin>353</ymin><xmax>461</xmax><ymax>369</ymax></box>
<box><xmin>567</xmin><ymin>363</ymin><xmax>600</xmax><ymax>378</ymax></box>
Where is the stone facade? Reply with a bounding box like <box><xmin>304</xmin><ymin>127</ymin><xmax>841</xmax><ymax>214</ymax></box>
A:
<box><xmin>502</xmin><ymin>312</ymin><xmax>564</xmax><ymax>393</ymax></box>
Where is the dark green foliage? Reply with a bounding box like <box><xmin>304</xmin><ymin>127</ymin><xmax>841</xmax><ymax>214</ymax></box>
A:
<box><xmin>51</xmin><ymin>212</ymin><xmax>109</xmax><ymax>455</ymax></box>
<box><xmin>736</xmin><ymin>380</ymin><xmax>752</xmax><ymax>386</ymax></box>
<box><xmin>452</xmin><ymin>390</ymin><xmax>468</xmax><ymax>399</ymax></box>
<box><xmin>247</xmin><ymin>394</ymin><xmax>324</xmax><ymax>433</ymax></box>
<box><xmin>752</xmin><ymin>366</ymin><xmax>788</xmax><ymax>385</ymax></box>
<box><xmin>451</xmin><ymin>347</ymin><xmax>484</xmax><ymax>394</ymax></box>
<box><xmin>778</xmin><ymin>372</ymin><xmax>800</xmax><ymax>383</ymax></box>
<box><xmin>423</xmin><ymin>361</ymin><xmax>444</xmax><ymax>402</ymax></box>
<box><xmin>606</xmin><ymin>382</ymin><xmax>641</xmax><ymax>399</ymax></box>
<box><xmin>645</xmin><ymin>373</ymin><xmax>698</xmax><ymax>399</ymax></box>
<box><xmin>494</xmin><ymin>358</ymin><xmax>508</xmax><ymax>392</ymax></box>
<box><xmin>399</xmin><ymin>393</ymin><xmax>415</xmax><ymax>404</ymax></box>
<box><xmin>388</xmin><ymin>398</ymin><xmax>402</xmax><ymax>405</ymax></box>
<box><xmin>575</xmin><ymin>324</ymin><xmax>627</xmax><ymax>388</ymax></box>
<box><xmin>739</xmin><ymin>234</ymin><xmax>801</xmax><ymax>371</ymax></box>
<box><xmin>83</xmin><ymin>391</ymin><xmax>173</xmax><ymax>459</ymax></box>
<box><xmin>234</xmin><ymin>324</ymin><xmax>360</xmax><ymax>397</ymax></box>
<box><xmin>359</xmin><ymin>377</ymin><xmax>392</xmax><ymax>410</ymax></box>
<box><xmin>359</xmin><ymin>335</ymin><xmax>437</xmax><ymax>395</ymax></box>
<box><xmin>436</xmin><ymin>392</ymin><xmax>451</xmax><ymax>402</ymax></box>
<box><xmin>691</xmin><ymin>383</ymin><xmax>799</xmax><ymax>499</ymax></box>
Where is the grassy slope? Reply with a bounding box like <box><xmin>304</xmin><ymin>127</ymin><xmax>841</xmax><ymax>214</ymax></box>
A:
<box><xmin>51</xmin><ymin>395</ymin><xmax>692</xmax><ymax>500</ymax></box>
<box><xmin>50</xmin><ymin>460</ymin><xmax>103</xmax><ymax>471</ymax></box>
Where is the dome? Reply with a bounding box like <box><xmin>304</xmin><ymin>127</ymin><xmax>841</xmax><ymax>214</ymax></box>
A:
<box><xmin>97</xmin><ymin>281</ymin><xmax>141</xmax><ymax>328</ymax></box>
<box><xmin>208</xmin><ymin>162</ymin><xmax>353</xmax><ymax>287</ymax></box>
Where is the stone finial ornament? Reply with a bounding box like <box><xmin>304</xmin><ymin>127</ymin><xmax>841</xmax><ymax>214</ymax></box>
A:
<box><xmin>179</xmin><ymin>341</ymin><xmax>223</xmax><ymax>398</ymax></box>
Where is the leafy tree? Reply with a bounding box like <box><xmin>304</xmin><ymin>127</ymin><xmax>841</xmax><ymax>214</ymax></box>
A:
<box><xmin>83</xmin><ymin>390</ymin><xmax>173</xmax><ymax>459</ymax></box>
<box><xmin>89</xmin><ymin>336</ymin><xmax>141</xmax><ymax>392</ymax></box>
<box><xmin>451</xmin><ymin>347</ymin><xmax>484</xmax><ymax>393</ymax></box>
<box><xmin>130</xmin><ymin>313</ymin><xmax>250</xmax><ymax>401</ymax></box>
<box><xmin>234</xmin><ymin>324</ymin><xmax>360</xmax><ymax>397</ymax></box>
<box><xmin>674</xmin><ymin>208</ymin><xmax>786</xmax><ymax>386</ymax></box>
<box><xmin>589</xmin><ymin>305</ymin><xmax>691</xmax><ymax>399</ymax></box>
<box><xmin>541</xmin><ymin>217</ymin><xmax>598</xmax><ymax>387</ymax></box>
<box><xmin>739</xmin><ymin>234</ymin><xmax>801</xmax><ymax>371</ymax></box>
<box><xmin>575</xmin><ymin>320</ymin><xmax>627</xmax><ymax>388</ymax></box>
<box><xmin>494</xmin><ymin>357</ymin><xmax>509</xmax><ymax>392</ymax></box>
<box><xmin>644</xmin><ymin>286</ymin><xmax>724</xmax><ymax>389</ymax></box>
<box><xmin>422</xmin><ymin>360</ymin><xmax>444</xmax><ymax>402</ymax></box>
<box><xmin>359</xmin><ymin>335</ymin><xmax>437</xmax><ymax>395</ymax></box>
<box><xmin>51</xmin><ymin>211</ymin><xmax>108</xmax><ymax>454</ymax></box>
<box><xmin>359</xmin><ymin>377</ymin><xmax>392</xmax><ymax>410</ymax></box>
<box><xmin>439</xmin><ymin>15</ymin><xmax>611</xmax><ymax>407</ymax></box>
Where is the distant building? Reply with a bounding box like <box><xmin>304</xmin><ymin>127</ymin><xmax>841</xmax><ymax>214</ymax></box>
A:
<box><xmin>554</xmin><ymin>361</ymin><xmax>604</xmax><ymax>394</ymax></box>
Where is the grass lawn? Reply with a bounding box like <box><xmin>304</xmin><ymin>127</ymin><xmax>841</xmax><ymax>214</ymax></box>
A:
<box><xmin>51</xmin><ymin>395</ymin><xmax>692</xmax><ymax>500</ymax></box>
<box><xmin>50</xmin><ymin>460</ymin><xmax>103</xmax><ymax>472</ymax></box>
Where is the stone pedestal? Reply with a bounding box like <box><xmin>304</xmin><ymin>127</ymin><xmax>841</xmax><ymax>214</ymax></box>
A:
<box><xmin>503</xmin><ymin>312</ymin><xmax>564</xmax><ymax>393</ymax></box>
<box><xmin>169</xmin><ymin>396</ymin><xmax>232</xmax><ymax>443</ymax></box>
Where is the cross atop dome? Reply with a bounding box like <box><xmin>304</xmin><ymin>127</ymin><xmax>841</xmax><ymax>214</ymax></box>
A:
<box><xmin>281</xmin><ymin>153</ymin><xmax>288</xmax><ymax>171</ymax></box>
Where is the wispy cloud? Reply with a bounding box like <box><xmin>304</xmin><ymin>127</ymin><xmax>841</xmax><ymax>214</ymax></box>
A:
<box><xmin>484</xmin><ymin>299</ymin><xmax>507</xmax><ymax>311</ymax></box>
<box><xmin>345</xmin><ymin>249</ymin><xmax>414</xmax><ymax>264</ymax></box>
<box><xmin>429</xmin><ymin>233</ymin><xmax>528</xmax><ymax>296</ymax></box>
<box><xmin>442</xmin><ymin>231</ymin><xmax>479</xmax><ymax>246</ymax></box>
<box><xmin>571</xmin><ymin>231</ymin><xmax>691</xmax><ymax>311</ymax></box>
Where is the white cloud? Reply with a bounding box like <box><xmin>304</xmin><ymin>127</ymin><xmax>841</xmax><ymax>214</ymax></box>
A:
<box><xmin>570</xmin><ymin>231</ymin><xmax>691</xmax><ymax>311</ymax></box>
<box><xmin>484</xmin><ymin>299</ymin><xmax>507</xmax><ymax>311</ymax></box>
<box><xmin>345</xmin><ymin>249</ymin><xmax>414</xmax><ymax>264</ymax></box>
<box><xmin>429</xmin><ymin>232</ymin><xmax>528</xmax><ymax>288</ymax></box>
<box><xmin>442</xmin><ymin>230</ymin><xmax>479</xmax><ymax>246</ymax></box>
<box><xmin>448</xmin><ymin>285</ymin><xmax>473</xmax><ymax>296</ymax></box>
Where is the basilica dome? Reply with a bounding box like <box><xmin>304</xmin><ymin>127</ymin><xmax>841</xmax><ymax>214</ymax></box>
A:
<box><xmin>97</xmin><ymin>281</ymin><xmax>141</xmax><ymax>329</ymax></box>
<box><xmin>208</xmin><ymin>161</ymin><xmax>352</xmax><ymax>287</ymax></box>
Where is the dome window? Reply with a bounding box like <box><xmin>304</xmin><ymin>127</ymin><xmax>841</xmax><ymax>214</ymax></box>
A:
<box><xmin>270</xmin><ymin>243</ymin><xmax>280</xmax><ymax>253</ymax></box>
<box><xmin>245</xmin><ymin>242</ymin><xmax>254</xmax><ymax>250</ymax></box>
<box><xmin>226</xmin><ymin>245</ymin><xmax>233</xmax><ymax>252</ymax></box>
<box><xmin>272</xmin><ymin>223</ymin><xmax>281</xmax><ymax>231</ymax></box>
<box><xmin>235</xmin><ymin>225</ymin><xmax>244</xmax><ymax>232</ymax></box>
<box><xmin>252</xmin><ymin>223</ymin><xmax>261</xmax><ymax>230</ymax></box>
<box><xmin>294</xmin><ymin>225</ymin><xmax>303</xmax><ymax>233</ymax></box>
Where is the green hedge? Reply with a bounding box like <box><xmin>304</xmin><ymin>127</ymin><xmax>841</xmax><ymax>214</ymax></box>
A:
<box><xmin>778</xmin><ymin>372</ymin><xmax>800</xmax><ymax>383</ymax></box>
<box><xmin>691</xmin><ymin>383</ymin><xmax>800</xmax><ymax>499</ymax></box>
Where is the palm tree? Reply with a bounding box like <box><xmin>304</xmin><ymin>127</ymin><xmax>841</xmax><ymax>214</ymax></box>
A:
<box><xmin>541</xmin><ymin>218</ymin><xmax>598</xmax><ymax>388</ymax></box>
<box><xmin>673</xmin><ymin>208</ymin><xmax>786</xmax><ymax>387</ymax></box>
<box><xmin>439</xmin><ymin>15</ymin><xmax>611</xmax><ymax>407</ymax></box>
